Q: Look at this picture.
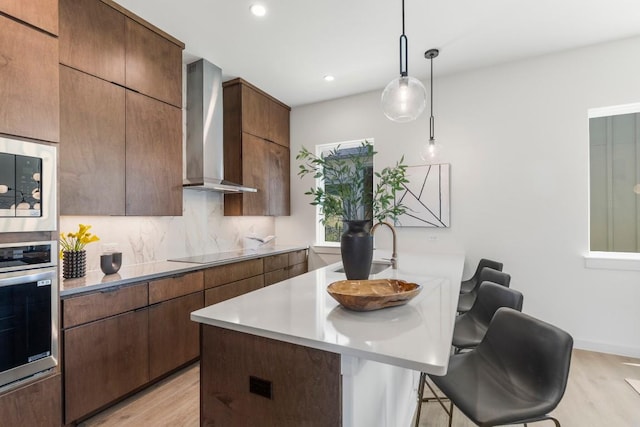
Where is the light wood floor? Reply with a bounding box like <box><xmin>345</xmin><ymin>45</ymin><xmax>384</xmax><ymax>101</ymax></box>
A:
<box><xmin>81</xmin><ymin>349</ymin><xmax>640</xmax><ymax>427</ymax></box>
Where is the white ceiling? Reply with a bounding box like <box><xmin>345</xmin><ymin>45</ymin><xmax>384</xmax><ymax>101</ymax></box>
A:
<box><xmin>116</xmin><ymin>0</ymin><xmax>640</xmax><ymax>108</ymax></box>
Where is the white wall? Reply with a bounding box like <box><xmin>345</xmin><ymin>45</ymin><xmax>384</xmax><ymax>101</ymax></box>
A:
<box><xmin>277</xmin><ymin>36</ymin><xmax>640</xmax><ymax>357</ymax></box>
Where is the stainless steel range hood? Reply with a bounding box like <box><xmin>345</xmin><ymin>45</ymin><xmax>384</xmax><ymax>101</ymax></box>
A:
<box><xmin>184</xmin><ymin>59</ymin><xmax>257</xmax><ymax>193</ymax></box>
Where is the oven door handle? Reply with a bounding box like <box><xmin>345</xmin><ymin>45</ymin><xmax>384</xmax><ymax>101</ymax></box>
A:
<box><xmin>0</xmin><ymin>267</ymin><xmax>57</xmax><ymax>288</ymax></box>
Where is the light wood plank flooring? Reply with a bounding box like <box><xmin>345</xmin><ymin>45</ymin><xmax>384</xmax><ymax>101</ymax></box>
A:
<box><xmin>81</xmin><ymin>349</ymin><xmax>640</xmax><ymax>427</ymax></box>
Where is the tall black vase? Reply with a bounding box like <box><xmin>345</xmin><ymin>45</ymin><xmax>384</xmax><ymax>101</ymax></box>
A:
<box><xmin>340</xmin><ymin>220</ymin><xmax>373</xmax><ymax>280</ymax></box>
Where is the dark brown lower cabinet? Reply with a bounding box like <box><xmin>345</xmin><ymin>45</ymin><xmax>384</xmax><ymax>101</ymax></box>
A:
<box><xmin>64</xmin><ymin>309</ymin><xmax>149</xmax><ymax>423</ymax></box>
<box><xmin>200</xmin><ymin>325</ymin><xmax>341</xmax><ymax>426</ymax></box>
<box><xmin>263</xmin><ymin>249</ymin><xmax>308</xmax><ymax>286</ymax></box>
<box><xmin>205</xmin><ymin>275</ymin><xmax>264</xmax><ymax>306</ymax></box>
<box><xmin>0</xmin><ymin>373</ymin><xmax>61</xmax><ymax>427</ymax></box>
<box><xmin>149</xmin><ymin>292</ymin><xmax>203</xmax><ymax>380</ymax></box>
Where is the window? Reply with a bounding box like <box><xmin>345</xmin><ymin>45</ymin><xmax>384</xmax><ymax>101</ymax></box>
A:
<box><xmin>589</xmin><ymin>103</ymin><xmax>640</xmax><ymax>253</ymax></box>
<box><xmin>314</xmin><ymin>140</ymin><xmax>374</xmax><ymax>246</ymax></box>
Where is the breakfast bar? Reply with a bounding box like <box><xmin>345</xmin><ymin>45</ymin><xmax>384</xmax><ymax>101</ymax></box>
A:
<box><xmin>191</xmin><ymin>251</ymin><xmax>464</xmax><ymax>427</ymax></box>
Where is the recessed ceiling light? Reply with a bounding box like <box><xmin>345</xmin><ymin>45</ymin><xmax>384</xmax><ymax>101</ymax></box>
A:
<box><xmin>323</xmin><ymin>75</ymin><xmax>335</xmax><ymax>82</ymax></box>
<box><xmin>250</xmin><ymin>4</ymin><xmax>267</xmax><ymax>17</ymax></box>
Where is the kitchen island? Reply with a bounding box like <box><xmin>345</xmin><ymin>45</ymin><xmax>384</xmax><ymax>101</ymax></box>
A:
<box><xmin>192</xmin><ymin>250</ymin><xmax>464</xmax><ymax>427</ymax></box>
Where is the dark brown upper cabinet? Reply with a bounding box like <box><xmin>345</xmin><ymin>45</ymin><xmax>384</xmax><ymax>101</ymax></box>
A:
<box><xmin>125</xmin><ymin>91</ymin><xmax>182</xmax><ymax>216</ymax></box>
<box><xmin>59</xmin><ymin>0</ymin><xmax>126</xmax><ymax>86</ymax></box>
<box><xmin>58</xmin><ymin>0</ymin><xmax>184</xmax><ymax>216</ymax></box>
<box><xmin>125</xmin><ymin>18</ymin><xmax>182</xmax><ymax>108</ymax></box>
<box><xmin>0</xmin><ymin>0</ymin><xmax>58</xmax><ymax>35</ymax></box>
<box><xmin>223</xmin><ymin>79</ymin><xmax>291</xmax><ymax>216</ymax></box>
<box><xmin>0</xmin><ymin>15</ymin><xmax>59</xmax><ymax>143</ymax></box>
<box><xmin>59</xmin><ymin>65</ymin><xmax>126</xmax><ymax>215</ymax></box>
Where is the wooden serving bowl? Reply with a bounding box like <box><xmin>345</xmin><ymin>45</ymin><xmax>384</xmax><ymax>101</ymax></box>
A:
<box><xmin>327</xmin><ymin>279</ymin><xmax>422</xmax><ymax>312</ymax></box>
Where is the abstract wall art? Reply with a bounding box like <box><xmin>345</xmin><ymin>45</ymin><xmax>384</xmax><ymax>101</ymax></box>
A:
<box><xmin>395</xmin><ymin>163</ymin><xmax>450</xmax><ymax>228</ymax></box>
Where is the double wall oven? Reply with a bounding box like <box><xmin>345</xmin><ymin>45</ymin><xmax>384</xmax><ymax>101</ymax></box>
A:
<box><xmin>0</xmin><ymin>135</ymin><xmax>59</xmax><ymax>391</ymax></box>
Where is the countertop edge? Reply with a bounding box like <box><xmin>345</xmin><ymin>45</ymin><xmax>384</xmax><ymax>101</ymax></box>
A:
<box><xmin>60</xmin><ymin>245</ymin><xmax>308</xmax><ymax>297</ymax></box>
<box><xmin>190</xmin><ymin>313</ymin><xmax>446</xmax><ymax>374</ymax></box>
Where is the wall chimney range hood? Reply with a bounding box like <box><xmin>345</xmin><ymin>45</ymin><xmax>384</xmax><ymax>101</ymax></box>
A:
<box><xmin>183</xmin><ymin>59</ymin><xmax>257</xmax><ymax>193</ymax></box>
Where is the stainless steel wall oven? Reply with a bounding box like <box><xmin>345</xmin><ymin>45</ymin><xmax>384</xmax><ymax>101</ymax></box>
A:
<box><xmin>0</xmin><ymin>241</ymin><xmax>58</xmax><ymax>390</ymax></box>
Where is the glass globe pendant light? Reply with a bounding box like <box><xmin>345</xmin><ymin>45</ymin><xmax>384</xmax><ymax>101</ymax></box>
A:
<box><xmin>381</xmin><ymin>0</ymin><xmax>427</xmax><ymax>122</ymax></box>
<box><xmin>420</xmin><ymin>48</ymin><xmax>441</xmax><ymax>163</ymax></box>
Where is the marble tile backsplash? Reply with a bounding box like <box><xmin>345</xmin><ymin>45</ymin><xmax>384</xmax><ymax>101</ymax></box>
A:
<box><xmin>60</xmin><ymin>190</ymin><xmax>275</xmax><ymax>272</ymax></box>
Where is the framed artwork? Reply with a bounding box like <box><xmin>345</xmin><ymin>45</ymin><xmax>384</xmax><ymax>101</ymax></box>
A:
<box><xmin>395</xmin><ymin>163</ymin><xmax>450</xmax><ymax>228</ymax></box>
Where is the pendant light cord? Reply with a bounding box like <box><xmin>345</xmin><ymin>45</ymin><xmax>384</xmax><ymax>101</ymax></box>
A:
<box><xmin>399</xmin><ymin>0</ymin><xmax>408</xmax><ymax>76</ymax></box>
<box><xmin>402</xmin><ymin>0</ymin><xmax>405</xmax><ymax>35</ymax></box>
<box><xmin>429</xmin><ymin>54</ymin><xmax>435</xmax><ymax>141</ymax></box>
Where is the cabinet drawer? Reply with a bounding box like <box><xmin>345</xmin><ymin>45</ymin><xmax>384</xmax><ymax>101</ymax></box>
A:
<box><xmin>288</xmin><ymin>250</ymin><xmax>307</xmax><ymax>266</ymax></box>
<box><xmin>264</xmin><ymin>253</ymin><xmax>288</xmax><ymax>272</ymax></box>
<box><xmin>289</xmin><ymin>263</ymin><xmax>307</xmax><ymax>279</ymax></box>
<box><xmin>264</xmin><ymin>268</ymin><xmax>289</xmax><ymax>287</ymax></box>
<box><xmin>62</xmin><ymin>283</ymin><xmax>148</xmax><ymax>328</ymax></box>
<box><xmin>204</xmin><ymin>259</ymin><xmax>263</xmax><ymax>289</ymax></box>
<box><xmin>149</xmin><ymin>271</ymin><xmax>204</xmax><ymax>304</ymax></box>
<box><xmin>204</xmin><ymin>275</ymin><xmax>264</xmax><ymax>306</ymax></box>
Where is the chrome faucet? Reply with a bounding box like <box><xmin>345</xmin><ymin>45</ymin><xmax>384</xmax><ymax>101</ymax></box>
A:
<box><xmin>370</xmin><ymin>221</ymin><xmax>398</xmax><ymax>269</ymax></box>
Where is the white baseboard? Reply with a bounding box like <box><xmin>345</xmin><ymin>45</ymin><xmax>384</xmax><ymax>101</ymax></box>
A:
<box><xmin>574</xmin><ymin>339</ymin><xmax>640</xmax><ymax>358</ymax></box>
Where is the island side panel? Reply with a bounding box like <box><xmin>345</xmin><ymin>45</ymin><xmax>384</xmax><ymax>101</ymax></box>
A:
<box><xmin>200</xmin><ymin>325</ymin><xmax>342</xmax><ymax>426</ymax></box>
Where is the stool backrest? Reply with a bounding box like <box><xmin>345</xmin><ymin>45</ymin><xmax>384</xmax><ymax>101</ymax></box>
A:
<box><xmin>478</xmin><ymin>267</ymin><xmax>511</xmax><ymax>288</ymax></box>
<box><xmin>479</xmin><ymin>308</ymin><xmax>573</xmax><ymax>410</ymax></box>
<box><xmin>471</xmin><ymin>282</ymin><xmax>523</xmax><ymax>326</ymax></box>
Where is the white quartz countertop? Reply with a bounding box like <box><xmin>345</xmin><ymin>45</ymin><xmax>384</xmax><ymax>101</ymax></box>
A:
<box><xmin>60</xmin><ymin>245</ymin><xmax>307</xmax><ymax>297</ymax></box>
<box><xmin>191</xmin><ymin>250</ymin><xmax>464</xmax><ymax>375</ymax></box>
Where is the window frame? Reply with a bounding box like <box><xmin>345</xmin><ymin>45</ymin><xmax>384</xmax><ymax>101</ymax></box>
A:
<box><xmin>586</xmin><ymin>102</ymin><xmax>640</xmax><ymax>269</ymax></box>
<box><xmin>313</xmin><ymin>138</ymin><xmax>374</xmax><ymax>247</ymax></box>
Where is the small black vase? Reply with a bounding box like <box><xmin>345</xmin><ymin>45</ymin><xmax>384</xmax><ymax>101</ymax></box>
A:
<box><xmin>63</xmin><ymin>250</ymin><xmax>86</xmax><ymax>279</ymax></box>
<box><xmin>340</xmin><ymin>220</ymin><xmax>373</xmax><ymax>280</ymax></box>
<box><xmin>100</xmin><ymin>252</ymin><xmax>122</xmax><ymax>275</ymax></box>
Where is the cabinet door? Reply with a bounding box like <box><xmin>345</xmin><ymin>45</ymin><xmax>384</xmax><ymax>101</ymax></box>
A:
<box><xmin>201</xmin><ymin>326</ymin><xmax>341</xmax><ymax>426</ymax></box>
<box><xmin>269</xmin><ymin>143</ymin><xmax>290</xmax><ymax>216</ymax></box>
<box><xmin>60</xmin><ymin>66</ymin><xmax>126</xmax><ymax>215</ymax></box>
<box><xmin>59</xmin><ymin>0</ymin><xmax>125</xmax><ymax>85</ymax></box>
<box><xmin>0</xmin><ymin>16</ymin><xmax>59</xmax><ymax>142</ymax></box>
<box><xmin>0</xmin><ymin>0</ymin><xmax>58</xmax><ymax>35</ymax></box>
<box><xmin>269</xmin><ymin>101</ymin><xmax>290</xmax><ymax>147</ymax></box>
<box><xmin>240</xmin><ymin>133</ymin><xmax>269</xmax><ymax>215</ymax></box>
<box><xmin>0</xmin><ymin>373</ymin><xmax>61</xmax><ymax>427</ymax></box>
<box><xmin>149</xmin><ymin>292</ymin><xmax>203</xmax><ymax>380</ymax></box>
<box><xmin>241</xmin><ymin>84</ymin><xmax>270</xmax><ymax>139</ymax></box>
<box><xmin>64</xmin><ymin>309</ymin><xmax>149</xmax><ymax>424</ymax></box>
<box><xmin>125</xmin><ymin>91</ymin><xmax>182</xmax><ymax>216</ymax></box>
<box><xmin>125</xmin><ymin>19</ymin><xmax>182</xmax><ymax>107</ymax></box>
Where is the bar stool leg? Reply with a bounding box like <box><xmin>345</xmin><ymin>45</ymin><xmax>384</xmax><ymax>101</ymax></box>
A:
<box><xmin>414</xmin><ymin>372</ymin><xmax>427</xmax><ymax>427</ymax></box>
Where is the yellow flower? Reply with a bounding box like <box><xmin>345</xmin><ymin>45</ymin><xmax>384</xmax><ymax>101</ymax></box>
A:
<box><xmin>60</xmin><ymin>223</ymin><xmax>100</xmax><ymax>252</ymax></box>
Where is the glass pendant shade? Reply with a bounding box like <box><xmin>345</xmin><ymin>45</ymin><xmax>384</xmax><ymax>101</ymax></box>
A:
<box><xmin>420</xmin><ymin>139</ymin><xmax>443</xmax><ymax>163</ymax></box>
<box><xmin>381</xmin><ymin>76</ymin><xmax>427</xmax><ymax>122</ymax></box>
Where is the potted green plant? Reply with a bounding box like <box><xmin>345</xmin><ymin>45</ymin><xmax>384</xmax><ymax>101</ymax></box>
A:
<box><xmin>296</xmin><ymin>140</ymin><xmax>408</xmax><ymax>279</ymax></box>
